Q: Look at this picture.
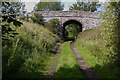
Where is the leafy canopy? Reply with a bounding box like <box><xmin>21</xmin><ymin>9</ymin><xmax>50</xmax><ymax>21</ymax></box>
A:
<box><xmin>1</xmin><ymin>1</ymin><xmax>24</xmax><ymax>40</ymax></box>
<box><xmin>69</xmin><ymin>2</ymin><xmax>100</xmax><ymax>12</ymax></box>
<box><xmin>34</xmin><ymin>0</ymin><xmax>64</xmax><ymax>11</ymax></box>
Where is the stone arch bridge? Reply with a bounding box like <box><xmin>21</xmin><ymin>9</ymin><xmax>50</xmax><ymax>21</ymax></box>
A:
<box><xmin>33</xmin><ymin>11</ymin><xmax>101</xmax><ymax>40</ymax></box>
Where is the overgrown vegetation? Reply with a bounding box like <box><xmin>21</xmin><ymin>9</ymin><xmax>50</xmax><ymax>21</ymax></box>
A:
<box><xmin>2</xmin><ymin>21</ymin><xmax>59</xmax><ymax>78</ymax></box>
<box><xmin>65</xmin><ymin>24</ymin><xmax>80</xmax><ymax>40</ymax></box>
<box><xmin>75</xmin><ymin>27</ymin><xmax>119</xmax><ymax>78</ymax></box>
<box><xmin>45</xmin><ymin>19</ymin><xmax>60</xmax><ymax>36</ymax></box>
<box><xmin>1</xmin><ymin>1</ymin><xmax>61</xmax><ymax>78</ymax></box>
<box><xmin>1</xmin><ymin>1</ymin><xmax>24</xmax><ymax>41</ymax></box>
<box><xmin>101</xmin><ymin>2</ymin><xmax>120</xmax><ymax>67</ymax></box>
<box><xmin>75</xmin><ymin>2</ymin><xmax>120</xmax><ymax>77</ymax></box>
<box><xmin>30</xmin><ymin>13</ymin><xmax>44</xmax><ymax>25</ymax></box>
<box><xmin>2</xmin><ymin>0</ymin><xmax>120</xmax><ymax>79</ymax></box>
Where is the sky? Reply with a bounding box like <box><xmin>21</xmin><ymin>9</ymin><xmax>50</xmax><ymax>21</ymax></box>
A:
<box><xmin>21</xmin><ymin>0</ymin><xmax>106</xmax><ymax>12</ymax></box>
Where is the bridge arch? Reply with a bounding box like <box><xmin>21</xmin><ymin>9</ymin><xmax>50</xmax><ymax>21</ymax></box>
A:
<box><xmin>62</xmin><ymin>19</ymin><xmax>82</xmax><ymax>41</ymax></box>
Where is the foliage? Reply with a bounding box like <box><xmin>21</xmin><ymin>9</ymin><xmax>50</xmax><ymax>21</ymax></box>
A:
<box><xmin>1</xmin><ymin>1</ymin><xmax>25</xmax><ymax>41</ymax></box>
<box><xmin>2</xmin><ymin>21</ymin><xmax>59</xmax><ymax>78</ymax></box>
<box><xmin>45</xmin><ymin>19</ymin><xmax>60</xmax><ymax>35</ymax></box>
<box><xmin>65</xmin><ymin>24</ymin><xmax>80</xmax><ymax>39</ymax></box>
<box><xmin>2</xmin><ymin>1</ymin><xmax>60</xmax><ymax>78</ymax></box>
<box><xmin>75</xmin><ymin>2</ymin><xmax>120</xmax><ymax>77</ymax></box>
<box><xmin>1</xmin><ymin>1</ymin><xmax>27</xmax><ymax>79</ymax></box>
<box><xmin>31</xmin><ymin>13</ymin><xmax>44</xmax><ymax>25</ymax></box>
<box><xmin>75</xmin><ymin>27</ymin><xmax>102</xmax><ymax>61</ymax></box>
<box><xmin>69</xmin><ymin>2</ymin><xmax>100</xmax><ymax>12</ymax></box>
<box><xmin>75</xmin><ymin>27</ymin><xmax>119</xmax><ymax>78</ymax></box>
<box><xmin>101</xmin><ymin>2</ymin><xmax>120</xmax><ymax>66</ymax></box>
<box><xmin>2</xmin><ymin>17</ymin><xmax>23</xmax><ymax>40</ymax></box>
<box><xmin>69</xmin><ymin>3</ymin><xmax>81</xmax><ymax>11</ymax></box>
<box><xmin>1</xmin><ymin>1</ymin><xmax>26</xmax><ymax>16</ymax></box>
<box><xmin>34</xmin><ymin>0</ymin><xmax>64</xmax><ymax>11</ymax></box>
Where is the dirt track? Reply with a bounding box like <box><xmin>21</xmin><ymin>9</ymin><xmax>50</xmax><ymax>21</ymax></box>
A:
<box><xmin>70</xmin><ymin>42</ymin><xmax>100</xmax><ymax>79</ymax></box>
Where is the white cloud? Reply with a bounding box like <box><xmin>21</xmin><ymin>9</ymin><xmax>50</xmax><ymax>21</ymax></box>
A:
<box><xmin>21</xmin><ymin>0</ymin><xmax>76</xmax><ymax>2</ymax></box>
<box><xmin>21</xmin><ymin>0</ymin><xmax>40</xmax><ymax>2</ymax></box>
<box><xmin>20</xmin><ymin>0</ymin><xmax>40</xmax><ymax>12</ymax></box>
<box><xmin>99</xmin><ymin>0</ymin><xmax>106</xmax><ymax>2</ymax></box>
<box><xmin>24</xmin><ymin>2</ymin><xmax>37</xmax><ymax>12</ymax></box>
<box><xmin>99</xmin><ymin>0</ymin><xmax>120</xmax><ymax>2</ymax></box>
<box><xmin>61</xmin><ymin>0</ymin><xmax>77</xmax><ymax>2</ymax></box>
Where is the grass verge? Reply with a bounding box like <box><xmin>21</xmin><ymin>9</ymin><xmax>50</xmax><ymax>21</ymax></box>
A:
<box><xmin>75</xmin><ymin>27</ymin><xmax>119</xmax><ymax>78</ymax></box>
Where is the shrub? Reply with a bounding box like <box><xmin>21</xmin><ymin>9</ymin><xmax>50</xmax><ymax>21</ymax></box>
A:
<box><xmin>2</xmin><ymin>21</ymin><xmax>59</xmax><ymax>78</ymax></box>
<box><xmin>45</xmin><ymin>19</ymin><xmax>60</xmax><ymax>35</ymax></box>
<box><xmin>101</xmin><ymin>2</ymin><xmax>120</xmax><ymax>66</ymax></box>
<box><xmin>31</xmin><ymin>13</ymin><xmax>44</xmax><ymax>25</ymax></box>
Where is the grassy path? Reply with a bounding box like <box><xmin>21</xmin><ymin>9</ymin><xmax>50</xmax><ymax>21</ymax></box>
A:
<box><xmin>55</xmin><ymin>41</ymin><xmax>84</xmax><ymax>78</ymax></box>
<box><xmin>41</xmin><ymin>43</ymin><xmax>61</xmax><ymax>78</ymax></box>
<box><xmin>42</xmin><ymin>53</ymin><xmax>61</xmax><ymax>78</ymax></box>
<box><xmin>40</xmin><ymin>41</ymin><xmax>99</xmax><ymax>79</ymax></box>
<box><xmin>70</xmin><ymin>42</ymin><xmax>99</xmax><ymax>78</ymax></box>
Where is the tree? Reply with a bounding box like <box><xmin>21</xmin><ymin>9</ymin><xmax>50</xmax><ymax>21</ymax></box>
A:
<box><xmin>69</xmin><ymin>3</ymin><xmax>81</xmax><ymax>10</ymax></box>
<box><xmin>1</xmin><ymin>1</ymin><xmax>24</xmax><ymax>41</ymax></box>
<box><xmin>101</xmin><ymin>2</ymin><xmax>120</xmax><ymax>69</ymax></box>
<box><xmin>1</xmin><ymin>1</ymin><xmax>25</xmax><ymax>79</ymax></box>
<box><xmin>31</xmin><ymin>13</ymin><xmax>43</xmax><ymax>25</ymax></box>
<box><xmin>33</xmin><ymin>0</ymin><xmax>64</xmax><ymax>11</ymax></box>
<box><xmin>45</xmin><ymin>19</ymin><xmax>60</xmax><ymax>35</ymax></box>
<box><xmin>69</xmin><ymin>2</ymin><xmax>100</xmax><ymax>12</ymax></box>
<box><xmin>32</xmin><ymin>0</ymin><xmax>64</xmax><ymax>25</ymax></box>
<box><xmin>65</xmin><ymin>24</ymin><xmax>80</xmax><ymax>39</ymax></box>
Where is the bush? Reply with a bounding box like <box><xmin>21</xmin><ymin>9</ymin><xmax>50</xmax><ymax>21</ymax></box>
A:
<box><xmin>31</xmin><ymin>13</ymin><xmax>43</xmax><ymax>25</ymax></box>
<box><xmin>65</xmin><ymin>24</ymin><xmax>80</xmax><ymax>39</ymax></box>
<box><xmin>2</xmin><ymin>21</ymin><xmax>59</xmax><ymax>78</ymax></box>
<box><xmin>45</xmin><ymin>19</ymin><xmax>60</xmax><ymax>35</ymax></box>
<box><xmin>101</xmin><ymin>3</ymin><xmax>120</xmax><ymax>66</ymax></box>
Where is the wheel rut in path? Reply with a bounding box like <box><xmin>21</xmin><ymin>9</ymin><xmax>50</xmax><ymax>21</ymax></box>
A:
<box><xmin>70</xmin><ymin>42</ymin><xmax>100</xmax><ymax>79</ymax></box>
<box><xmin>41</xmin><ymin>43</ymin><xmax>61</xmax><ymax>78</ymax></box>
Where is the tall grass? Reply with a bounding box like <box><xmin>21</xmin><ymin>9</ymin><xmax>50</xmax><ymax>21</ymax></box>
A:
<box><xmin>75</xmin><ymin>27</ymin><xmax>119</xmax><ymax>78</ymax></box>
<box><xmin>2</xmin><ymin>21</ymin><xmax>59</xmax><ymax>78</ymax></box>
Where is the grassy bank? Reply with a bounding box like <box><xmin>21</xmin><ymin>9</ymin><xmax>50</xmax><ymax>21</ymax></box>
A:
<box><xmin>55</xmin><ymin>41</ymin><xmax>84</xmax><ymax>78</ymax></box>
<box><xmin>75</xmin><ymin>27</ymin><xmax>118</xmax><ymax>78</ymax></box>
<box><xmin>2</xmin><ymin>21</ymin><xmax>59</xmax><ymax>78</ymax></box>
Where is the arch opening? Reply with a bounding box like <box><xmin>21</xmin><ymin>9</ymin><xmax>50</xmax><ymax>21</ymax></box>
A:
<box><xmin>63</xmin><ymin>20</ymin><xmax>82</xmax><ymax>41</ymax></box>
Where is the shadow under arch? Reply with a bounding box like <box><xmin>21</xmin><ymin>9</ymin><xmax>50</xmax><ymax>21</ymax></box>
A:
<box><xmin>62</xmin><ymin>19</ymin><xmax>82</xmax><ymax>41</ymax></box>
